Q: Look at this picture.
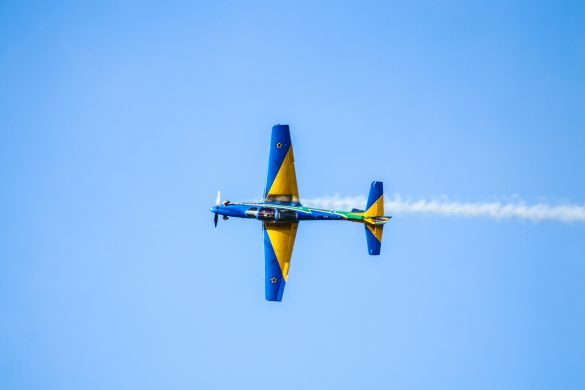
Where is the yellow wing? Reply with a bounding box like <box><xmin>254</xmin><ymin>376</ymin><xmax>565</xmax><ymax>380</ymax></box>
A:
<box><xmin>264</xmin><ymin>222</ymin><xmax>298</xmax><ymax>301</ymax></box>
<box><xmin>264</xmin><ymin>124</ymin><xmax>300</xmax><ymax>205</ymax></box>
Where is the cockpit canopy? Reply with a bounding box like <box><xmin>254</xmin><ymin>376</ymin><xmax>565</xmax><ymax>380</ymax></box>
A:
<box><xmin>245</xmin><ymin>207</ymin><xmax>298</xmax><ymax>222</ymax></box>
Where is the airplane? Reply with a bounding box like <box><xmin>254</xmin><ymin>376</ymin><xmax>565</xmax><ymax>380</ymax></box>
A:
<box><xmin>210</xmin><ymin>124</ymin><xmax>391</xmax><ymax>301</ymax></box>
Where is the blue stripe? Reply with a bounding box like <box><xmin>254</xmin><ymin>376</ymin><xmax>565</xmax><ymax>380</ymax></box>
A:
<box><xmin>263</xmin><ymin>224</ymin><xmax>285</xmax><ymax>301</ymax></box>
<box><xmin>364</xmin><ymin>226</ymin><xmax>382</xmax><ymax>255</ymax></box>
<box><xmin>264</xmin><ymin>124</ymin><xmax>292</xmax><ymax>199</ymax></box>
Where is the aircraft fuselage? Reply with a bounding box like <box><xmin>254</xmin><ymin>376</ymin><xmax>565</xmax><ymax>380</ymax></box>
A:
<box><xmin>210</xmin><ymin>202</ymin><xmax>388</xmax><ymax>224</ymax></box>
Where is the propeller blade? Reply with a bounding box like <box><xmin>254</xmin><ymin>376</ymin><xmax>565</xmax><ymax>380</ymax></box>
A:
<box><xmin>214</xmin><ymin>212</ymin><xmax>219</xmax><ymax>227</ymax></box>
<box><xmin>216</xmin><ymin>191</ymin><xmax>221</xmax><ymax>207</ymax></box>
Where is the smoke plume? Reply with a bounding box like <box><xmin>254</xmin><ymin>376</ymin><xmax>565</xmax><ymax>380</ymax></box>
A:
<box><xmin>301</xmin><ymin>194</ymin><xmax>585</xmax><ymax>223</ymax></box>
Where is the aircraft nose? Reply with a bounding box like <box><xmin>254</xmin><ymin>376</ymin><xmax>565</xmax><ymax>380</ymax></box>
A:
<box><xmin>210</xmin><ymin>206</ymin><xmax>219</xmax><ymax>213</ymax></box>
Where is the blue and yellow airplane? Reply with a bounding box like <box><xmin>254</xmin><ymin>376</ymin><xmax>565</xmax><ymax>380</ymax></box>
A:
<box><xmin>211</xmin><ymin>124</ymin><xmax>391</xmax><ymax>301</ymax></box>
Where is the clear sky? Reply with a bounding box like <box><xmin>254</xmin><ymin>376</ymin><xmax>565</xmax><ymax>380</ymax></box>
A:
<box><xmin>1</xmin><ymin>1</ymin><xmax>584</xmax><ymax>389</ymax></box>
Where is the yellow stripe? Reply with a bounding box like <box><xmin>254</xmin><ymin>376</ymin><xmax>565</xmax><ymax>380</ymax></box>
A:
<box><xmin>366</xmin><ymin>223</ymin><xmax>384</xmax><ymax>242</ymax></box>
<box><xmin>364</xmin><ymin>195</ymin><xmax>384</xmax><ymax>217</ymax></box>
<box><xmin>265</xmin><ymin>222</ymin><xmax>298</xmax><ymax>281</ymax></box>
<box><xmin>266</xmin><ymin>147</ymin><xmax>299</xmax><ymax>203</ymax></box>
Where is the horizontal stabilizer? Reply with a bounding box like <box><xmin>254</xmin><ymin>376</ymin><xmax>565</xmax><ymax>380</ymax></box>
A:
<box><xmin>351</xmin><ymin>208</ymin><xmax>364</xmax><ymax>213</ymax></box>
<box><xmin>363</xmin><ymin>181</ymin><xmax>386</xmax><ymax>255</ymax></box>
<box><xmin>364</xmin><ymin>181</ymin><xmax>384</xmax><ymax>217</ymax></box>
<box><xmin>365</xmin><ymin>224</ymin><xmax>383</xmax><ymax>255</ymax></box>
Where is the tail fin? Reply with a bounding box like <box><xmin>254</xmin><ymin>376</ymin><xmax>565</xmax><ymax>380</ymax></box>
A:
<box><xmin>364</xmin><ymin>181</ymin><xmax>385</xmax><ymax>255</ymax></box>
<box><xmin>365</xmin><ymin>224</ymin><xmax>383</xmax><ymax>255</ymax></box>
<box><xmin>364</xmin><ymin>181</ymin><xmax>384</xmax><ymax>217</ymax></box>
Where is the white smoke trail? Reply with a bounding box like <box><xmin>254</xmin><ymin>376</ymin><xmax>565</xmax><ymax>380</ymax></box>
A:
<box><xmin>301</xmin><ymin>194</ymin><xmax>585</xmax><ymax>223</ymax></box>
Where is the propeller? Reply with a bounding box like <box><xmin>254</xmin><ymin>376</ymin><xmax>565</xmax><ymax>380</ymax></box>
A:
<box><xmin>214</xmin><ymin>191</ymin><xmax>220</xmax><ymax>227</ymax></box>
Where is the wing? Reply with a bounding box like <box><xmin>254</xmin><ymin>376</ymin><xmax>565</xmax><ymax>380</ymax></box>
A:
<box><xmin>264</xmin><ymin>124</ymin><xmax>300</xmax><ymax>205</ymax></box>
<box><xmin>263</xmin><ymin>222</ymin><xmax>298</xmax><ymax>301</ymax></box>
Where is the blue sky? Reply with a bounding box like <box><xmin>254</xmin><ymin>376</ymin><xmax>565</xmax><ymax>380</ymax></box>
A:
<box><xmin>1</xmin><ymin>1</ymin><xmax>584</xmax><ymax>389</ymax></box>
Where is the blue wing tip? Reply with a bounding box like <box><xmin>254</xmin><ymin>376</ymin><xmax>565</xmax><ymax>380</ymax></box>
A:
<box><xmin>265</xmin><ymin>281</ymin><xmax>285</xmax><ymax>301</ymax></box>
<box><xmin>271</xmin><ymin>125</ymin><xmax>291</xmax><ymax>144</ymax></box>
